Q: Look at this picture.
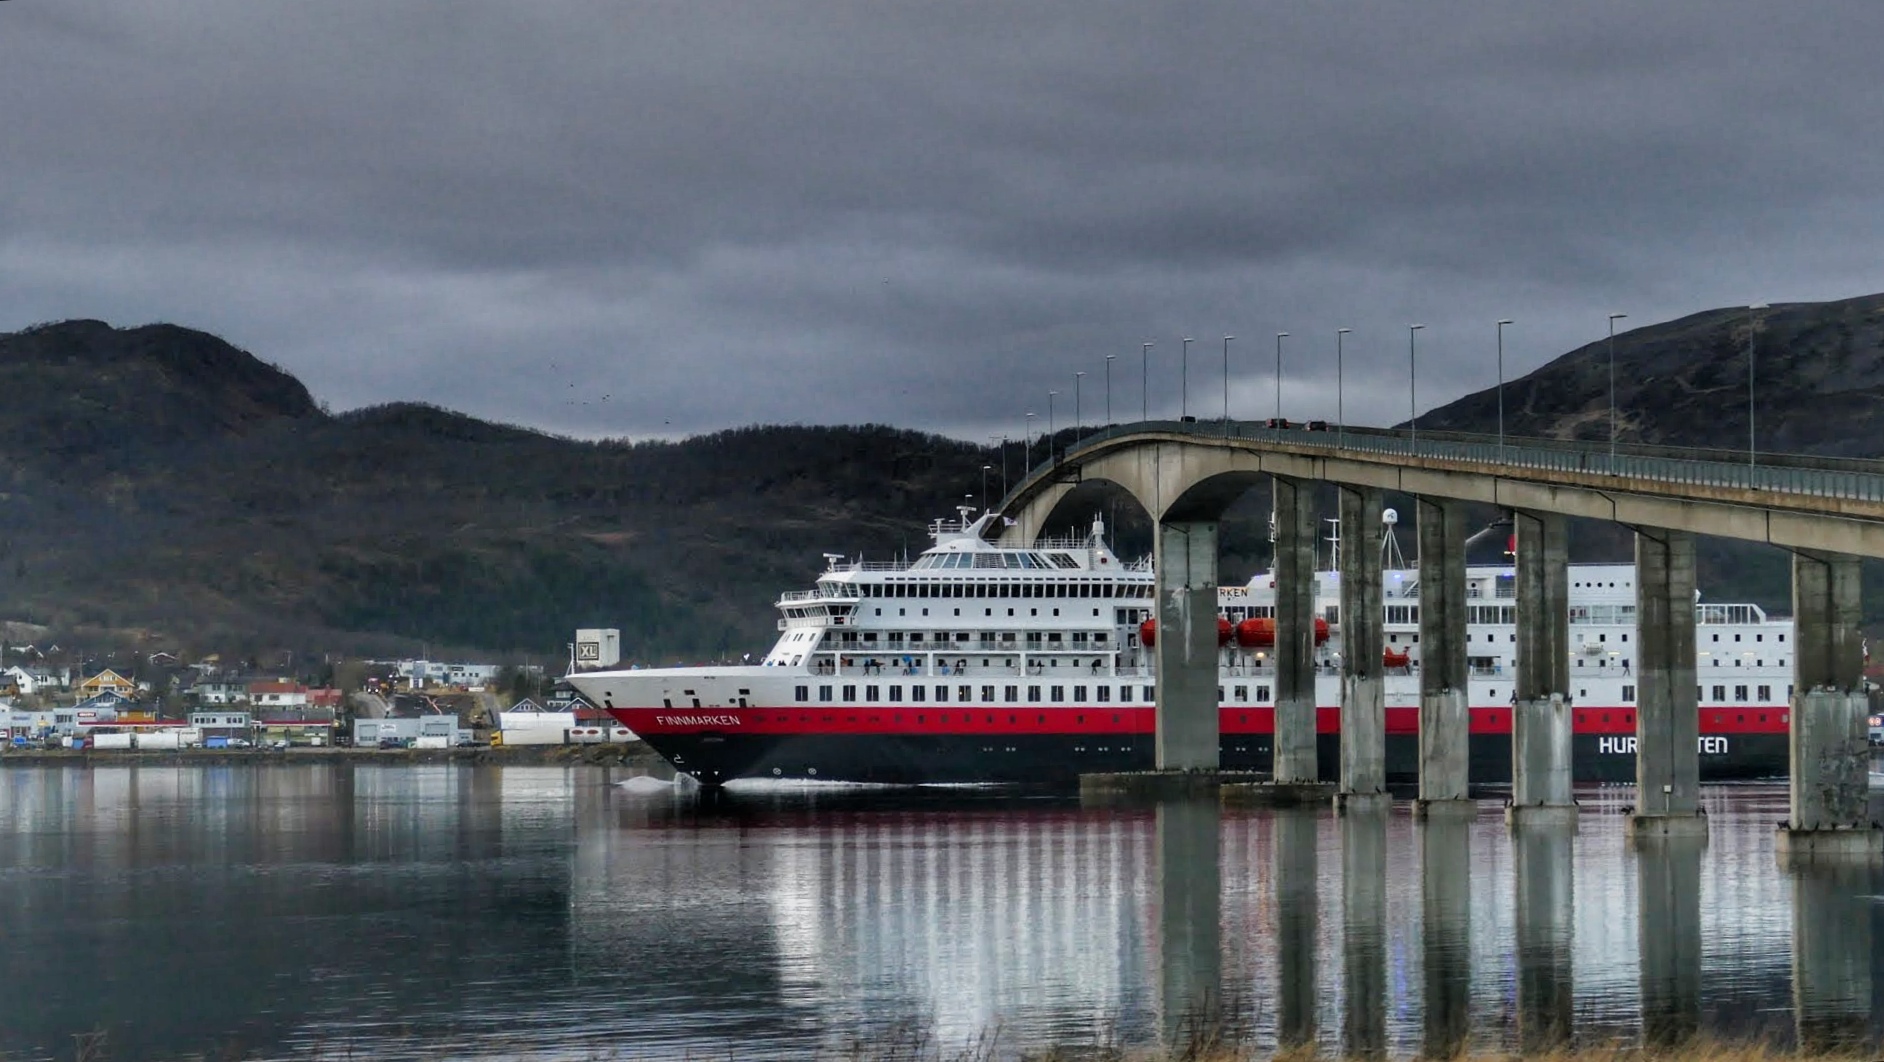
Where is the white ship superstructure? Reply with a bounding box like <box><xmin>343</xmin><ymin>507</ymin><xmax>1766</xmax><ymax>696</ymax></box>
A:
<box><xmin>567</xmin><ymin>509</ymin><xmax>1794</xmax><ymax>785</ymax></box>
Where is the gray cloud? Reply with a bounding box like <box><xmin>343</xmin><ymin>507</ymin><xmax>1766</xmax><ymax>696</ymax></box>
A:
<box><xmin>4</xmin><ymin>0</ymin><xmax>1883</xmax><ymax>442</ymax></box>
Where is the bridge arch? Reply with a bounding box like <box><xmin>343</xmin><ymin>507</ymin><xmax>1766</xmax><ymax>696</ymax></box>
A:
<box><xmin>997</xmin><ymin>436</ymin><xmax>1279</xmax><ymax>547</ymax></box>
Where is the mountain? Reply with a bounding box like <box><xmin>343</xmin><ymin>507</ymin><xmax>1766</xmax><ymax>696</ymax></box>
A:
<box><xmin>0</xmin><ymin>321</ymin><xmax>998</xmax><ymax>664</ymax></box>
<box><xmin>3</xmin><ymin>297</ymin><xmax>1881</xmax><ymax>666</ymax></box>
<box><xmin>1419</xmin><ymin>292</ymin><xmax>1884</xmax><ymax>456</ymax></box>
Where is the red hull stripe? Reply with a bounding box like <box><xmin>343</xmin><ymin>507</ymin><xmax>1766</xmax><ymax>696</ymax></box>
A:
<box><xmin>612</xmin><ymin>704</ymin><xmax>1790</xmax><ymax>737</ymax></box>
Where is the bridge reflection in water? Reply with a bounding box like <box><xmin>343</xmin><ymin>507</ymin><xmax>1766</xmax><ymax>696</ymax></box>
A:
<box><xmin>603</xmin><ymin>784</ymin><xmax>1884</xmax><ymax>1057</ymax></box>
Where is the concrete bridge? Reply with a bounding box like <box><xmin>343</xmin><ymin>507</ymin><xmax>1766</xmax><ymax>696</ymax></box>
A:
<box><xmin>997</xmin><ymin>420</ymin><xmax>1884</xmax><ymax>856</ymax></box>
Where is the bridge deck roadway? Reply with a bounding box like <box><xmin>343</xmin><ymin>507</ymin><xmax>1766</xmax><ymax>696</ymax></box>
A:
<box><xmin>997</xmin><ymin>424</ymin><xmax>1884</xmax><ymax>558</ymax></box>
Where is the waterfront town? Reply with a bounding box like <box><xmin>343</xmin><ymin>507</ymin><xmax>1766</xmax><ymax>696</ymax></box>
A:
<box><xmin>0</xmin><ymin>635</ymin><xmax>623</xmax><ymax>752</ymax></box>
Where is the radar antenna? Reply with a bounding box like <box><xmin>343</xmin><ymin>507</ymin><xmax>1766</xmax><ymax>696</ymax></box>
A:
<box><xmin>1380</xmin><ymin>508</ymin><xmax>1409</xmax><ymax>570</ymax></box>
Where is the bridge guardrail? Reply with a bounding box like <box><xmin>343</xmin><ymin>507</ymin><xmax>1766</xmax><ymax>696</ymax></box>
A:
<box><xmin>1010</xmin><ymin>420</ymin><xmax>1884</xmax><ymax>507</ymax></box>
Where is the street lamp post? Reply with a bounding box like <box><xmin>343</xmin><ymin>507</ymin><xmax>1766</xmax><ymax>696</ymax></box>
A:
<box><xmin>1496</xmin><ymin>319</ymin><xmax>1513</xmax><ymax>460</ymax></box>
<box><xmin>981</xmin><ymin>465</ymin><xmax>992</xmax><ymax>512</ymax></box>
<box><xmin>1024</xmin><ymin>412</ymin><xmax>1036</xmax><ymax>468</ymax></box>
<box><xmin>1748</xmin><ymin>303</ymin><xmax>1768</xmax><ymax>469</ymax></box>
<box><xmin>1607</xmin><ymin>313</ymin><xmax>1627</xmax><ymax>459</ymax></box>
<box><xmin>1274</xmin><ymin>332</ymin><xmax>1290</xmax><ymax>425</ymax></box>
<box><xmin>1181</xmin><ymin>337</ymin><xmax>1193</xmax><ymax>418</ymax></box>
<box><xmin>1336</xmin><ymin>328</ymin><xmax>1351</xmax><ymax>448</ymax></box>
<box><xmin>1221</xmin><ymin>335</ymin><xmax>1234</xmax><ymax>435</ymax></box>
<box><xmin>1047</xmin><ymin>390</ymin><xmax>1059</xmax><ymax>463</ymax></box>
<box><xmin>1141</xmin><ymin>343</ymin><xmax>1152</xmax><ymax>422</ymax></box>
<box><xmin>1074</xmin><ymin>372</ymin><xmax>1085</xmax><ymax>440</ymax></box>
<box><xmin>1104</xmin><ymin>355</ymin><xmax>1117</xmax><ymax>426</ymax></box>
<box><xmin>1408</xmin><ymin>324</ymin><xmax>1425</xmax><ymax>447</ymax></box>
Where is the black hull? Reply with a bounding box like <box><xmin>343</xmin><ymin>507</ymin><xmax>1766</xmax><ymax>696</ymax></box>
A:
<box><xmin>649</xmin><ymin>731</ymin><xmax>1790</xmax><ymax>788</ymax></box>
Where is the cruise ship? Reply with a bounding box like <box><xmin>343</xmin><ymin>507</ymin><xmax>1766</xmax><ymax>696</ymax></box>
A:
<box><xmin>565</xmin><ymin>509</ymin><xmax>1793</xmax><ymax>786</ymax></box>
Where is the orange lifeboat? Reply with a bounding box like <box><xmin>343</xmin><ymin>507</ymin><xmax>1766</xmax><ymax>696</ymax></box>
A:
<box><xmin>1216</xmin><ymin>617</ymin><xmax>1233</xmax><ymax>647</ymax></box>
<box><xmin>1236</xmin><ymin>617</ymin><xmax>1276</xmax><ymax>648</ymax></box>
<box><xmin>1383</xmin><ymin>648</ymin><xmax>1411</xmax><ymax>669</ymax></box>
<box><xmin>1233</xmin><ymin>616</ymin><xmax>1332</xmax><ymax>648</ymax></box>
<box><xmin>1139</xmin><ymin>618</ymin><xmax>1157</xmax><ymax>648</ymax></box>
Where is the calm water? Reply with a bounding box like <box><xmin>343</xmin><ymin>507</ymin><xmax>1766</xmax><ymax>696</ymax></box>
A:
<box><xmin>0</xmin><ymin>765</ymin><xmax>1879</xmax><ymax>1060</ymax></box>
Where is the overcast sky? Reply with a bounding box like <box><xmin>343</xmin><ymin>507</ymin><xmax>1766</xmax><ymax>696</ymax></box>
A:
<box><xmin>4</xmin><ymin>2</ymin><xmax>1883</xmax><ymax>443</ymax></box>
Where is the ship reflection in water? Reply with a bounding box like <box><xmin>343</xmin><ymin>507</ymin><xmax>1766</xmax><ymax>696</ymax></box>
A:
<box><xmin>0</xmin><ymin>767</ymin><xmax>1878</xmax><ymax>1060</ymax></box>
<box><xmin>590</xmin><ymin>783</ymin><xmax>1884</xmax><ymax>1059</ymax></box>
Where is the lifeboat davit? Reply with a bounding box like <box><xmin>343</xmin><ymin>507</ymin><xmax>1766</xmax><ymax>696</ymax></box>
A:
<box><xmin>1383</xmin><ymin>648</ymin><xmax>1412</xmax><ymax>669</ymax></box>
<box><xmin>1139</xmin><ymin>618</ymin><xmax>1157</xmax><ymax>648</ymax></box>
<box><xmin>1233</xmin><ymin>616</ymin><xmax>1333</xmax><ymax>648</ymax></box>
<box><xmin>1217</xmin><ymin>617</ymin><xmax>1233</xmax><ymax>647</ymax></box>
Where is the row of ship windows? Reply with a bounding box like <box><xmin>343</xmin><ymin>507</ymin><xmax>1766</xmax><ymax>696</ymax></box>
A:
<box><xmin>794</xmin><ymin>684</ymin><xmax>1183</xmax><ymax>704</ymax></box>
<box><xmin>731</xmin><ymin>707</ymin><xmax>1787</xmax><ymax>730</ymax></box>
<box><xmin>784</xmin><ymin>683</ymin><xmax>1784</xmax><ymax>705</ymax></box>
<box><xmin>832</xmin><ymin>630</ymin><xmax>1111</xmax><ymax>645</ymax></box>
<box><xmin>870</xmin><ymin>608</ymin><xmax>1103</xmax><ymax>619</ymax></box>
<box><xmin>854</xmin><ymin>581</ymin><xmax>1153</xmax><ymax>599</ymax></box>
<box><xmin>910</xmin><ymin>551</ymin><xmax>1082</xmax><ymax>570</ymax></box>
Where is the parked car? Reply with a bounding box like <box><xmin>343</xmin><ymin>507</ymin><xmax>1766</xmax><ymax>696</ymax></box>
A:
<box><xmin>229</xmin><ymin>738</ymin><xmax>252</xmax><ymax>749</ymax></box>
<box><xmin>1868</xmin><ymin>714</ymin><xmax>1883</xmax><ymax>747</ymax></box>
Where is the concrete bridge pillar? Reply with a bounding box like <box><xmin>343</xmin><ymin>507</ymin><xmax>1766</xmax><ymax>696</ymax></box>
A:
<box><xmin>1509</xmin><ymin>509</ymin><xmax>1575</xmax><ymax>827</ymax></box>
<box><xmin>1416</xmin><ymin>497</ymin><xmax>1471</xmax><ymax>816</ymax></box>
<box><xmin>1274</xmin><ymin>806</ymin><xmax>1319</xmax><ymax>1048</ymax></box>
<box><xmin>1419</xmin><ymin>815</ymin><xmax>1471</xmax><ymax>1058</ymax></box>
<box><xmin>1155</xmin><ymin>798</ymin><xmax>1222</xmax><ymax>1050</ymax></box>
<box><xmin>1155</xmin><ymin>520</ymin><xmax>1221</xmax><ymax>772</ymax></box>
<box><xmin>1273</xmin><ymin>475</ymin><xmax>1319</xmax><ymax>785</ymax></box>
<box><xmin>1336</xmin><ymin>485</ymin><xmax>1388</xmax><ymax>812</ymax></box>
<box><xmin>1340</xmin><ymin>807</ymin><xmax>1388</xmax><ymax>1059</ymax></box>
<box><xmin>1631</xmin><ymin>529</ymin><xmax>1706</xmax><ymax>838</ymax></box>
<box><xmin>1777</xmin><ymin>549</ymin><xmax>1880</xmax><ymax>859</ymax></box>
<box><xmin>1638</xmin><ymin>832</ymin><xmax>1703</xmax><ymax>1046</ymax></box>
<box><xmin>1791</xmin><ymin>860</ymin><xmax>1875</xmax><ymax>1049</ymax></box>
<box><xmin>1513</xmin><ymin>822</ymin><xmax>1574</xmax><ymax>1051</ymax></box>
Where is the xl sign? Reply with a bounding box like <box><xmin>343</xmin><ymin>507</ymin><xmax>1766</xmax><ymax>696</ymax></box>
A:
<box><xmin>1596</xmin><ymin>736</ymin><xmax>1729</xmax><ymax>755</ymax></box>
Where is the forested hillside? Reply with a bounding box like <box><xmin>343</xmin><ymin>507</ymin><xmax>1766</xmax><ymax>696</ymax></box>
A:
<box><xmin>0</xmin><ymin>322</ymin><xmax>1006</xmax><ymax>662</ymax></box>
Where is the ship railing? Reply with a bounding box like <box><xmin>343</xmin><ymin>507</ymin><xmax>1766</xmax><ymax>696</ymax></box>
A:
<box><xmin>1221</xmin><ymin>664</ymin><xmax>1276</xmax><ymax>677</ymax></box>
<box><xmin>814</xmin><ymin>661</ymin><xmax>1145</xmax><ymax>679</ymax></box>
<box><xmin>1032</xmin><ymin>535</ymin><xmax>1091</xmax><ymax>551</ymax></box>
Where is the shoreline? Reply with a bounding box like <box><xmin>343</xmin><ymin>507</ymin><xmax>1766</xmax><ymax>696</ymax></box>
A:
<box><xmin>0</xmin><ymin>741</ymin><xmax>676</xmax><ymax>773</ymax></box>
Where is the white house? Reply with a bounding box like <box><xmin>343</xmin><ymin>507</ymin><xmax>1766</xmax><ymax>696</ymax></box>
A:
<box><xmin>197</xmin><ymin>679</ymin><xmax>252</xmax><ymax>705</ymax></box>
<box><xmin>248</xmin><ymin>681</ymin><xmax>308</xmax><ymax>708</ymax></box>
<box><xmin>393</xmin><ymin>660</ymin><xmax>502</xmax><ymax>688</ymax></box>
<box><xmin>3</xmin><ymin>662</ymin><xmax>64</xmax><ymax>696</ymax></box>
